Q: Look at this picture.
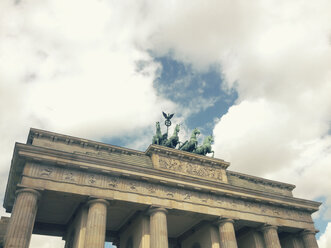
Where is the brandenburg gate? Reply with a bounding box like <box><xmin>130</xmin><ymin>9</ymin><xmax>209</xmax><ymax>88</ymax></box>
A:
<box><xmin>1</xmin><ymin>128</ymin><xmax>321</xmax><ymax>247</ymax></box>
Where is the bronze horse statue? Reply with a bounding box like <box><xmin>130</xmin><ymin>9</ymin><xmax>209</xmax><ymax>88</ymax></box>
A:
<box><xmin>194</xmin><ymin>135</ymin><xmax>214</xmax><ymax>157</ymax></box>
<box><xmin>179</xmin><ymin>128</ymin><xmax>200</xmax><ymax>152</ymax></box>
<box><xmin>163</xmin><ymin>124</ymin><xmax>180</xmax><ymax>148</ymax></box>
<box><xmin>152</xmin><ymin>122</ymin><xmax>163</xmax><ymax>145</ymax></box>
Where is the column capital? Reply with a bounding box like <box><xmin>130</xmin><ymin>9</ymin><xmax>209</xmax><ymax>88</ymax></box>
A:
<box><xmin>300</xmin><ymin>229</ymin><xmax>318</xmax><ymax>236</ymax></box>
<box><xmin>87</xmin><ymin>198</ymin><xmax>110</xmax><ymax>207</ymax></box>
<box><xmin>300</xmin><ymin>228</ymin><xmax>319</xmax><ymax>248</ymax></box>
<box><xmin>15</xmin><ymin>188</ymin><xmax>41</xmax><ymax>199</ymax></box>
<box><xmin>147</xmin><ymin>206</ymin><xmax>168</xmax><ymax>216</ymax></box>
<box><xmin>260</xmin><ymin>224</ymin><xmax>278</xmax><ymax>232</ymax></box>
<box><xmin>216</xmin><ymin>217</ymin><xmax>235</xmax><ymax>225</ymax></box>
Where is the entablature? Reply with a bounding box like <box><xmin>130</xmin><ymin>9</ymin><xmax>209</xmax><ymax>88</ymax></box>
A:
<box><xmin>4</xmin><ymin>142</ymin><xmax>321</xmax><ymax>216</ymax></box>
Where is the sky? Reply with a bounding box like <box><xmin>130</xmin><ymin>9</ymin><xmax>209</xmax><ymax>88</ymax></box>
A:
<box><xmin>0</xmin><ymin>0</ymin><xmax>331</xmax><ymax>247</ymax></box>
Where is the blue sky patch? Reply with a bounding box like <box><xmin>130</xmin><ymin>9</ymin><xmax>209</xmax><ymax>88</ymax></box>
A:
<box><xmin>153</xmin><ymin>56</ymin><xmax>237</xmax><ymax>135</ymax></box>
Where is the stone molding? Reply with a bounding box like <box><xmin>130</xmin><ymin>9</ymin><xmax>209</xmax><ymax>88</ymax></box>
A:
<box><xmin>147</xmin><ymin>207</ymin><xmax>168</xmax><ymax>216</ymax></box>
<box><xmin>216</xmin><ymin>217</ymin><xmax>235</xmax><ymax>225</ymax></box>
<box><xmin>15</xmin><ymin>188</ymin><xmax>41</xmax><ymax>200</ymax></box>
<box><xmin>22</xmin><ymin>163</ymin><xmax>315</xmax><ymax>225</ymax></box>
<box><xmin>28</xmin><ymin>128</ymin><xmax>144</xmax><ymax>157</ymax></box>
<box><xmin>260</xmin><ymin>224</ymin><xmax>278</xmax><ymax>232</ymax></box>
<box><xmin>87</xmin><ymin>198</ymin><xmax>110</xmax><ymax>207</ymax></box>
<box><xmin>28</xmin><ymin>128</ymin><xmax>230</xmax><ymax>169</ymax></box>
<box><xmin>8</xmin><ymin>143</ymin><xmax>320</xmax><ymax>213</ymax></box>
<box><xmin>227</xmin><ymin>171</ymin><xmax>295</xmax><ymax>190</ymax></box>
<box><xmin>300</xmin><ymin>229</ymin><xmax>318</xmax><ymax>236</ymax></box>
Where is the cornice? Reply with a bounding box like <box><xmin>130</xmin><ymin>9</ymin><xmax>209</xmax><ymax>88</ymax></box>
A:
<box><xmin>28</xmin><ymin>129</ymin><xmax>295</xmax><ymax>191</ymax></box>
<box><xmin>28</xmin><ymin>128</ymin><xmax>145</xmax><ymax>156</ymax></box>
<box><xmin>5</xmin><ymin>143</ymin><xmax>321</xmax><ymax>213</ymax></box>
<box><xmin>227</xmin><ymin>171</ymin><xmax>296</xmax><ymax>191</ymax></box>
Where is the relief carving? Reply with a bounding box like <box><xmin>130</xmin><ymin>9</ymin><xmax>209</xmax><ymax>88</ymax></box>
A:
<box><xmin>108</xmin><ymin>177</ymin><xmax>120</xmax><ymax>188</ymax></box>
<box><xmin>129</xmin><ymin>181</ymin><xmax>137</xmax><ymax>191</ymax></box>
<box><xmin>39</xmin><ymin>167</ymin><xmax>54</xmax><ymax>177</ymax></box>
<box><xmin>200</xmin><ymin>193</ymin><xmax>208</xmax><ymax>203</ymax></box>
<box><xmin>273</xmin><ymin>207</ymin><xmax>280</xmax><ymax>216</ymax></box>
<box><xmin>159</xmin><ymin>157</ymin><xmax>223</xmax><ymax>181</ymax></box>
<box><xmin>88</xmin><ymin>174</ymin><xmax>97</xmax><ymax>185</ymax></box>
<box><xmin>63</xmin><ymin>170</ymin><xmax>77</xmax><ymax>182</ymax></box>
<box><xmin>165</xmin><ymin>187</ymin><xmax>176</xmax><ymax>198</ymax></box>
<box><xmin>147</xmin><ymin>184</ymin><xmax>157</xmax><ymax>194</ymax></box>
<box><xmin>160</xmin><ymin>158</ymin><xmax>183</xmax><ymax>171</ymax></box>
<box><xmin>33</xmin><ymin>166</ymin><xmax>311</xmax><ymax>224</ymax></box>
<box><xmin>184</xmin><ymin>192</ymin><xmax>191</xmax><ymax>200</ymax></box>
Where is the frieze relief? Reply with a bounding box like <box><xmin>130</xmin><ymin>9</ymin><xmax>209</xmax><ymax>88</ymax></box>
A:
<box><xmin>39</xmin><ymin>166</ymin><xmax>54</xmax><ymax>177</ymax></box>
<box><xmin>26</xmin><ymin>163</ymin><xmax>312</xmax><ymax>224</ymax></box>
<box><xmin>62</xmin><ymin>170</ymin><xmax>78</xmax><ymax>182</ymax></box>
<box><xmin>157</xmin><ymin>156</ymin><xmax>225</xmax><ymax>183</ymax></box>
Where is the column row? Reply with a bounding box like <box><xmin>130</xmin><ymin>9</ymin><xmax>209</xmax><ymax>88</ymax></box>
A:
<box><xmin>219</xmin><ymin>221</ymin><xmax>319</xmax><ymax>248</ymax></box>
<box><xmin>3</xmin><ymin>188</ymin><xmax>319</xmax><ymax>248</ymax></box>
<box><xmin>3</xmin><ymin>189</ymin><xmax>110</xmax><ymax>248</ymax></box>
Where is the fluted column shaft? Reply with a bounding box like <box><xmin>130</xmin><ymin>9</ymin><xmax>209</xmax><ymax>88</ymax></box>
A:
<box><xmin>301</xmin><ymin>230</ymin><xmax>318</xmax><ymax>248</ymax></box>
<box><xmin>4</xmin><ymin>188</ymin><xmax>40</xmax><ymax>248</ymax></box>
<box><xmin>261</xmin><ymin>225</ymin><xmax>281</xmax><ymax>248</ymax></box>
<box><xmin>292</xmin><ymin>236</ymin><xmax>304</xmax><ymax>248</ymax></box>
<box><xmin>217</xmin><ymin>218</ymin><xmax>238</xmax><ymax>248</ymax></box>
<box><xmin>84</xmin><ymin>199</ymin><xmax>109</xmax><ymax>248</ymax></box>
<box><xmin>149</xmin><ymin>207</ymin><xmax>168</xmax><ymax>248</ymax></box>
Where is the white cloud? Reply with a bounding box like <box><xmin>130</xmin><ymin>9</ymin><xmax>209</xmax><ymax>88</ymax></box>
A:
<box><xmin>30</xmin><ymin>235</ymin><xmax>65</xmax><ymax>248</ymax></box>
<box><xmin>1</xmin><ymin>0</ymin><xmax>331</xmax><ymax>246</ymax></box>
<box><xmin>0</xmin><ymin>2</ymin><xmax>174</xmax><ymax>247</ymax></box>
<box><xmin>318</xmin><ymin>223</ymin><xmax>331</xmax><ymax>248</ymax></box>
<box><xmin>125</xmin><ymin>0</ymin><xmax>331</xmax><ymax>239</ymax></box>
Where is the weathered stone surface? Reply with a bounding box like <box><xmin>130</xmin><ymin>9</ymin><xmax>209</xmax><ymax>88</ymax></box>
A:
<box><xmin>181</xmin><ymin>224</ymin><xmax>220</xmax><ymax>248</ymax></box>
<box><xmin>120</xmin><ymin>214</ymin><xmax>150</xmax><ymax>248</ymax></box>
<box><xmin>227</xmin><ymin>171</ymin><xmax>294</xmax><ymax>197</ymax></box>
<box><xmin>21</xmin><ymin>162</ymin><xmax>315</xmax><ymax>228</ymax></box>
<box><xmin>301</xmin><ymin>230</ymin><xmax>319</xmax><ymax>248</ymax></box>
<box><xmin>261</xmin><ymin>225</ymin><xmax>281</xmax><ymax>248</ymax></box>
<box><xmin>85</xmin><ymin>199</ymin><xmax>109</xmax><ymax>248</ymax></box>
<box><xmin>4</xmin><ymin>188</ymin><xmax>40</xmax><ymax>248</ymax></box>
<box><xmin>148</xmin><ymin>207</ymin><xmax>168</xmax><ymax>248</ymax></box>
<box><xmin>280</xmin><ymin>234</ymin><xmax>304</xmax><ymax>248</ymax></box>
<box><xmin>0</xmin><ymin>217</ymin><xmax>10</xmax><ymax>247</ymax></box>
<box><xmin>217</xmin><ymin>218</ymin><xmax>238</xmax><ymax>248</ymax></box>
<box><xmin>237</xmin><ymin>229</ymin><xmax>265</xmax><ymax>248</ymax></box>
<box><xmin>1</xmin><ymin>128</ymin><xmax>321</xmax><ymax>248</ymax></box>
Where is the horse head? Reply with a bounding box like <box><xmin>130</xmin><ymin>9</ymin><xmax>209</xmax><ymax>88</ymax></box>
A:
<box><xmin>175</xmin><ymin>124</ymin><xmax>180</xmax><ymax>133</ymax></box>
<box><xmin>192</xmin><ymin>128</ymin><xmax>200</xmax><ymax>137</ymax></box>
<box><xmin>204</xmin><ymin>135</ymin><xmax>214</xmax><ymax>144</ymax></box>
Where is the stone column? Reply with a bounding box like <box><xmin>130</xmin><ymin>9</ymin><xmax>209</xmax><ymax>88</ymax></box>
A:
<box><xmin>64</xmin><ymin>205</ymin><xmax>88</xmax><ymax>248</ymax></box>
<box><xmin>301</xmin><ymin>230</ymin><xmax>318</xmax><ymax>248</ymax></box>
<box><xmin>84</xmin><ymin>198</ymin><xmax>109</xmax><ymax>248</ymax></box>
<box><xmin>290</xmin><ymin>235</ymin><xmax>304</xmax><ymax>248</ymax></box>
<box><xmin>217</xmin><ymin>218</ymin><xmax>238</xmax><ymax>248</ymax></box>
<box><xmin>148</xmin><ymin>207</ymin><xmax>168</xmax><ymax>248</ymax></box>
<box><xmin>261</xmin><ymin>225</ymin><xmax>281</xmax><ymax>248</ymax></box>
<box><xmin>4</xmin><ymin>188</ymin><xmax>41</xmax><ymax>248</ymax></box>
